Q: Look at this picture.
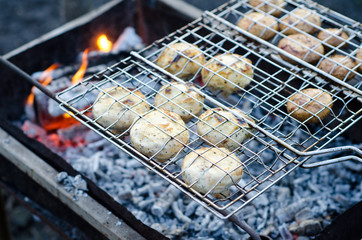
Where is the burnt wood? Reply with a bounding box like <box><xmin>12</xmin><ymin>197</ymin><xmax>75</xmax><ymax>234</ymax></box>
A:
<box><xmin>0</xmin><ymin>118</ymin><xmax>168</xmax><ymax>240</ymax></box>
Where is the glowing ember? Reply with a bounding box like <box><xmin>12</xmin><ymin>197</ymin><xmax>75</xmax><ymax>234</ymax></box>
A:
<box><xmin>72</xmin><ymin>49</ymin><xmax>89</xmax><ymax>85</ymax></box>
<box><xmin>40</xmin><ymin>114</ymin><xmax>80</xmax><ymax>131</ymax></box>
<box><xmin>26</xmin><ymin>63</ymin><xmax>60</xmax><ymax>105</ymax></box>
<box><xmin>97</xmin><ymin>34</ymin><xmax>113</xmax><ymax>52</ymax></box>
<box><xmin>63</xmin><ymin>113</ymin><xmax>72</xmax><ymax>118</ymax></box>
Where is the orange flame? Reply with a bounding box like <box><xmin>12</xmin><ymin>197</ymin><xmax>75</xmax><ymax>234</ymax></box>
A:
<box><xmin>72</xmin><ymin>49</ymin><xmax>89</xmax><ymax>85</ymax></box>
<box><xmin>97</xmin><ymin>34</ymin><xmax>113</xmax><ymax>52</ymax></box>
<box><xmin>62</xmin><ymin>112</ymin><xmax>72</xmax><ymax>119</ymax></box>
<box><xmin>26</xmin><ymin>63</ymin><xmax>60</xmax><ymax>105</ymax></box>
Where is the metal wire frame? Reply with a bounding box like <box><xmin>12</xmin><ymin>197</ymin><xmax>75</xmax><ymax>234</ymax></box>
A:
<box><xmin>135</xmin><ymin>15</ymin><xmax>361</xmax><ymax>159</ymax></box>
<box><xmin>57</xmin><ymin>26</ymin><xmax>361</xmax><ymax>221</ymax></box>
<box><xmin>55</xmin><ymin>0</ymin><xmax>362</xmax><ymax>220</ymax></box>
<box><xmin>208</xmin><ymin>0</ymin><xmax>362</xmax><ymax>93</ymax></box>
<box><xmin>56</xmin><ymin>55</ymin><xmax>307</xmax><ymax>218</ymax></box>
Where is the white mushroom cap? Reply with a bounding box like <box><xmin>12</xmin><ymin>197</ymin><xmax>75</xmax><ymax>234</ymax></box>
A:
<box><xmin>249</xmin><ymin>0</ymin><xmax>285</xmax><ymax>17</ymax></box>
<box><xmin>156</xmin><ymin>43</ymin><xmax>205</xmax><ymax>79</ymax></box>
<box><xmin>278</xmin><ymin>33</ymin><xmax>324</xmax><ymax>64</ymax></box>
<box><xmin>318</xmin><ymin>55</ymin><xmax>356</xmax><ymax>80</ymax></box>
<box><xmin>130</xmin><ymin>109</ymin><xmax>189</xmax><ymax>162</ymax></box>
<box><xmin>356</xmin><ymin>48</ymin><xmax>362</xmax><ymax>73</ymax></box>
<box><xmin>197</xmin><ymin>108</ymin><xmax>254</xmax><ymax>151</ymax></box>
<box><xmin>154</xmin><ymin>82</ymin><xmax>204</xmax><ymax>122</ymax></box>
<box><xmin>201</xmin><ymin>53</ymin><xmax>254</xmax><ymax>96</ymax></box>
<box><xmin>279</xmin><ymin>9</ymin><xmax>321</xmax><ymax>35</ymax></box>
<box><xmin>287</xmin><ymin>88</ymin><xmax>333</xmax><ymax>124</ymax></box>
<box><xmin>182</xmin><ymin>147</ymin><xmax>243</xmax><ymax>197</ymax></box>
<box><xmin>92</xmin><ymin>87</ymin><xmax>150</xmax><ymax>133</ymax></box>
<box><xmin>237</xmin><ymin>12</ymin><xmax>278</xmax><ymax>40</ymax></box>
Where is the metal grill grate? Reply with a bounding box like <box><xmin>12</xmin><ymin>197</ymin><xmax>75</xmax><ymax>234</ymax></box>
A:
<box><xmin>207</xmin><ymin>0</ymin><xmax>362</xmax><ymax>92</ymax></box>
<box><xmin>56</xmin><ymin>0</ymin><xmax>362</xmax><ymax>219</ymax></box>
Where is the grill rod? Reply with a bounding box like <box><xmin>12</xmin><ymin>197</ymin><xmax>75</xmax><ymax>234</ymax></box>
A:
<box><xmin>0</xmin><ymin>56</ymin><xmax>59</xmax><ymax>103</ymax></box>
<box><xmin>0</xmin><ymin>55</ymin><xmax>263</xmax><ymax>240</ymax></box>
<box><xmin>203</xmin><ymin>11</ymin><xmax>362</xmax><ymax>97</ymax></box>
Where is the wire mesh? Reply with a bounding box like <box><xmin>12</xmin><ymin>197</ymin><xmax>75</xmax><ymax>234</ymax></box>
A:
<box><xmin>136</xmin><ymin>12</ymin><xmax>361</xmax><ymax>155</ymax></box>
<box><xmin>208</xmin><ymin>0</ymin><xmax>362</xmax><ymax>91</ymax></box>
<box><xmin>56</xmin><ymin>0</ymin><xmax>362</xmax><ymax>218</ymax></box>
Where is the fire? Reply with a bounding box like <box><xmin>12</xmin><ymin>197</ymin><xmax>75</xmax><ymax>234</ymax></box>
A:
<box><xmin>26</xmin><ymin>63</ymin><xmax>60</xmax><ymax>105</ymax></box>
<box><xmin>25</xmin><ymin>48</ymin><xmax>92</xmax><ymax>132</ymax></box>
<box><xmin>63</xmin><ymin>113</ymin><xmax>72</xmax><ymax>118</ymax></box>
<box><xmin>72</xmin><ymin>49</ymin><xmax>89</xmax><ymax>85</ymax></box>
<box><xmin>97</xmin><ymin>34</ymin><xmax>113</xmax><ymax>52</ymax></box>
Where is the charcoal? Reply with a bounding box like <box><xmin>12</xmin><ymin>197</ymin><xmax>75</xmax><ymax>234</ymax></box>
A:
<box><xmin>64</xmin><ymin>186</ymin><xmax>73</xmax><ymax>192</ymax></box>
<box><xmin>307</xmin><ymin>181</ymin><xmax>320</xmax><ymax>193</ymax></box>
<box><xmin>151</xmin><ymin>185</ymin><xmax>180</xmax><ymax>217</ymax></box>
<box><xmin>316</xmin><ymin>199</ymin><xmax>327</xmax><ymax>213</ymax></box>
<box><xmin>125</xmin><ymin>159</ymin><xmax>143</xmax><ymax>168</ymax></box>
<box><xmin>57</xmin><ymin>124</ymin><xmax>89</xmax><ymax>142</ymax></box>
<box><xmin>132</xmin><ymin>196</ymin><xmax>143</xmax><ymax>205</ymax></box>
<box><xmin>138</xmin><ymin>199</ymin><xmax>155</xmax><ymax>209</ymax></box>
<box><xmin>172</xmin><ymin>201</ymin><xmax>192</xmax><ymax>223</ymax></box>
<box><xmin>31</xmin><ymin>66</ymin><xmax>75</xmax><ymax>81</ymax></box>
<box><xmin>333</xmin><ymin>194</ymin><xmax>350</xmax><ymax>207</ymax></box>
<box><xmin>134</xmin><ymin>210</ymin><xmax>148</xmax><ymax>223</ymax></box>
<box><xmin>240</xmin><ymin>205</ymin><xmax>257</xmax><ymax>218</ymax></box>
<box><xmin>247</xmin><ymin>216</ymin><xmax>257</xmax><ymax>226</ymax></box>
<box><xmin>255</xmin><ymin>216</ymin><xmax>265</xmax><ymax>229</ymax></box>
<box><xmin>56</xmin><ymin>171</ymin><xmax>68</xmax><ymax>183</ymax></box>
<box><xmin>335</xmin><ymin>184</ymin><xmax>350</xmax><ymax>193</ymax></box>
<box><xmin>112</xmin><ymin>27</ymin><xmax>143</xmax><ymax>53</ymax></box>
<box><xmin>343</xmin><ymin>160</ymin><xmax>362</xmax><ymax>172</ymax></box>
<box><xmin>225</xmin><ymin>227</ymin><xmax>241</xmax><ymax>240</ymax></box>
<box><xmin>110</xmin><ymin>166</ymin><xmax>129</xmax><ymax>181</ymax></box>
<box><xmin>208</xmin><ymin>218</ymin><xmax>225</xmax><ymax>232</ymax></box>
<box><xmin>288</xmin><ymin>219</ymin><xmax>323</xmax><ymax>236</ymax></box>
<box><xmin>117</xmin><ymin>189</ymin><xmax>132</xmax><ymax>200</ymax></box>
<box><xmin>167</xmin><ymin>226</ymin><xmax>186</xmax><ymax>239</ymax></box>
<box><xmin>195</xmin><ymin>205</ymin><xmax>207</xmax><ymax>217</ymax></box>
<box><xmin>278</xmin><ymin>223</ymin><xmax>293</xmax><ymax>240</ymax></box>
<box><xmin>200</xmin><ymin>214</ymin><xmax>210</xmax><ymax>229</ymax></box>
<box><xmin>261</xmin><ymin>225</ymin><xmax>277</xmax><ymax>237</ymax></box>
<box><xmin>296</xmin><ymin>237</ymin><xmax>310</xmax><ymax>240</ymax></box>
<box><xmin>22</xmin><ymin>120</ymin><xmax>47</xmax><ymax>139</ymax></box>
<box><xmin>257</xmin><ymin>210</ymin><xmax>268</xmax><ymax>230</ymax></box>
<box><xmin>22</xmin><ymin>47</ymin><xmax>362</xmax><ymax>238</ymax></box>
<box><xmin>253</xmin><ymin>193</ymin><xmax>269</xmax><ymax>207</ymax></box>
<box><xmin>56</xmin><ymin>173</ymin><xmax>88</xmax><ymax>201</ymax></box>
<box><xmin>185</xmin><ymin>201</ymin><xmax>199</xmax><ymax>217</ymax></box>
<box><xmin>150</xmin><ymin>223</ymin><xmax>167</xmax><ymax>234</ymax></box>
<box><xmin>72</xmin><ymin>175</ymin><xmax>87</xmax><ymax>191</ymax></box>
<box><xmin>276</xmin><ymin>199</ymin><xmax>309</xmax><ymax>223</ymax></box>
<box><xmin>277</xmin><ymin>186</ymin><xmax>291</xmax><ymax>202</ymax></box>
<box><xmin>295</xmin><ymin>208</ymin><xmax>313</xmax><ymax>223</ymax></box>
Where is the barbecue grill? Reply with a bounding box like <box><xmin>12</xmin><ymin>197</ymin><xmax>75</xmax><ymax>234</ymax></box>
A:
<box><xmin>2</xmin><ymin>0</ymin><xmax>361</xmax><ymax>239</ymax></box>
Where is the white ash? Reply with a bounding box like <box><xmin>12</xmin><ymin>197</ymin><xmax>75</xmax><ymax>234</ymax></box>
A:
<box><xmin>21</xmin><ymin>58</ymin><xmax>362</xmax><ymax>239</ymax></box>
<box><xmin>22</xmin><ymin>117</ymin><xmax>362</xmax><ymax>239</ymax></box>
<box><xmin>278</xmin><ymin>223</ymin><xmax>293</xmax><ymax>240</ymax></box>
<box><xmin>111</xmin><ymin>26</ymin><xmax>144</xmax><ymax>53</ymax></box>
<box><xmin>56</xmin><ymin>171</ymin><xmax>88</xmax><ymax>201</ymax></box>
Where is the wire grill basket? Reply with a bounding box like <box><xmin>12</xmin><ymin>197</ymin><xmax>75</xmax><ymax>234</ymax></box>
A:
<box><xmin>56</xmin><ymin>0</ymin><xmax>362</xmax><ymax>218</ymax></box>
